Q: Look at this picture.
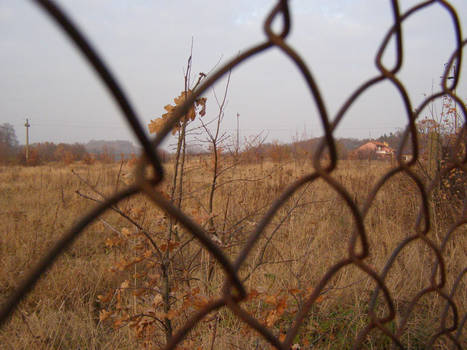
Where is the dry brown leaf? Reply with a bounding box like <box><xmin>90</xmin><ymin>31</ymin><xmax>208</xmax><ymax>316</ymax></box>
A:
<box><xmin>152</xmin><ymin>294</ymin><xmax>163</xmax><ymax>308</ymax></box>
<box><xmin>99</xmin><ymin>309</ymin><xmax>112</xmax><ymax>322</ymax></box>
<box><xmin>276</xmin><ymin>297</ymin><xmax>287</xmax><ymax>316</ymax></box>
<box><xmin>97</xmin><ymin>290</ymin><xmax>113</xmax><ymax>303</ymax></box>
<box><xmin>247</xmin><ymin>289</ymin><xmax>260</xmax><ymax>300</ymax></box>
<box><xmin>265</xmin><ymin>309</ymin><xmax>278</xmax><ymax>327</ymax></box>
<box><xmin>121</xmin><ymin>227</ymin><xmax>131</xmax><ymax>237</ymax></box>
<box><xmin>264</xmin><ymin>294</ymin><xmax>277</xmax><ymax>305</ymax></box>
<box><xmin>132</xmin><ymin>288</ymin><xmax>146</xmax><ymax>297</ymax></box>
<box><xmin>148</xmin><ymin>89</ymin><xmax>206</xmax><ymax>136</ymax></box>
<box><xmin>165</xmin><ymin>309</ymin><xmax>178</xmax><ymax>320</ymax></box>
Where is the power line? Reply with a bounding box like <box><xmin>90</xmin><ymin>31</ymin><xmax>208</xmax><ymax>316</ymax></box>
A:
<box><xmin>30</xmin><ymin>123</ymin><xmax>128</xmax><ymax>130</ymax></box>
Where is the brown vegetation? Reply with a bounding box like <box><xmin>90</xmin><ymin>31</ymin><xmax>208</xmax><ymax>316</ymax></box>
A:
<box><xmin>0</xmin><ymin>156</ymin><xmax>465</xmax><ymax>349</ymax></box>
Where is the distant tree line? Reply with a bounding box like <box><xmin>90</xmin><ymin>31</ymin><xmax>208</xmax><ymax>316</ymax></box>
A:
<box><xmin>0</xmin><ymin>123</ymin><xmax>149</xmax><ymax>165</ymax></box>
<box><xmin>238</xmin><ymin>132</ymin><xmax>408</xmax><ymax>163</ymax></box>
<box><xmin>0</xmin><ymin>123</ymin><xmax>19</xmax><ymax>163</ymax></box>
<box><xmin>4</xmin><ymin>120</ymin><xmax>456</xmax><ymax>166</ymax></box>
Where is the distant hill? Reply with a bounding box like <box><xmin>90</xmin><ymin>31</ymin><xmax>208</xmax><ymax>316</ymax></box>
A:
<box><xmin>289</xmin><ymin>133</ymin><xmax>404</xmax><ymax>153</ymax></box>
<box><xmin>289</xmin><ymin>137</ymin><xmax>369</xmax><ymax>154</ymax></box>
<box><xmin>85</xmin><ymin>140</ymin><xmax>138</xmax><ymax>156</ymax></box>
<box><xmin>238</xmin><ymin>132</ymin><xmax>406</xmax><ymax>162</ymax></box>
<box><xmin>337</xmin><ymin>137</ymin><xmax>368</xmax><ymax>151</ymax></box>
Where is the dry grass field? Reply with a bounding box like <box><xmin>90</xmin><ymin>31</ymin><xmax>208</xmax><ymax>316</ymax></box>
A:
<box><xmin>0</xmin><ymin>158</ymin><xmax>465</xmax><ymax>349</ymax></box>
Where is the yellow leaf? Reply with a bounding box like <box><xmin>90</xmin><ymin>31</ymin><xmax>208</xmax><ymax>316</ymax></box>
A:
<box><xmin>120</xmin><ymin>280</ymin><xmax>130</xmax><ymax>289</ymax></box>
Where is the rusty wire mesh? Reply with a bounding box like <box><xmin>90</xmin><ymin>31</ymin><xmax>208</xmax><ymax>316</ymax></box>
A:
<box><xmin>1</xmin><ymin>0</ymin><xmax>466</xmax><ymax>349</ymax></box>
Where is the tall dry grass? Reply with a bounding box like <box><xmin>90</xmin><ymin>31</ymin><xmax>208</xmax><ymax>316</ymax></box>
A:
<box><xmin>0</xmin><ymin>158</ymin><xmax>465</xmax><ymax>349</ymax></box>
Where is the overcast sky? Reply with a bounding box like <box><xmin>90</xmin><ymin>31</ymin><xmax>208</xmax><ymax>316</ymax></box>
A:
<box><xmin>1</xmin><ymin>0</ymin><xmax>466</xmax><ymax>149</ymax></box>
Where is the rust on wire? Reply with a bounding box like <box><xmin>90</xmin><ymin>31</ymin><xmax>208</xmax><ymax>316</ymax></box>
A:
<box><xmin>0</xmin><ymin>0</ymin><xmax>466</xmax><ymax>349</ymax></box>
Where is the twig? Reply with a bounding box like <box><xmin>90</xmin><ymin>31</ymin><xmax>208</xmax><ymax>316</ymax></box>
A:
<box><xmin>75</xmin><ymin>190</ymin><xmax>163</xmax><ymax>259</ymax></box>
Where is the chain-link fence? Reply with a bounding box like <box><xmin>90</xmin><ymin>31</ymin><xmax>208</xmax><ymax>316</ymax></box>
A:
<box><xmin>1</xmin><ymin>0</ymin><xmax>466</xmax><ymax>349</ymax></box>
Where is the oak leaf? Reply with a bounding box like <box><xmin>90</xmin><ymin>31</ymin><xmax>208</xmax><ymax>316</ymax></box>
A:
<box><xmin>152</xmin><ymin>294</ymin><xmax>163</xmax><ymax>308</ymax></box>
<box><xmin>148</xmin><ymin>89</ymin><xmax>207</xmax><ymax>135</ymax></box>
<box><xmin>121</xmin><ymin>227</ymin><xmax>131</xmax><ymax>237</ymax></box>
<box><xmin>265</xmin><ymin>309</ymin><xmax>278</xmax><ymax>327</ymax></box>
<box><xmin>99</xmin><ymin>309</ymin><xmax>112</xmax><ymax>322</ymax></box>
<box><xmin>97</xmin><ymin>290</ymin><xmax>113</xmax><ymax>303</ymax></box>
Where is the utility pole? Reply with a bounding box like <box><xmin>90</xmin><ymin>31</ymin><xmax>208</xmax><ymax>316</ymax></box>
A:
<box><xmin>236</xmin><ymin>113</ymin><xmax>240</xmax><ymax>157</ymax></box>
<box><xmin>452</xmin><ymin>64</ymin><xmax>458</xmax><ymax>135</ymax></box>
<box><xmin>443</xmin><ymin>63</ymin><xmax>458</xmax><ymax>134</ymax></box>
<box><xmin>25</xmin><ymin>118</ymin><xmax>30</xmax><ymax>162</ymax></box>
